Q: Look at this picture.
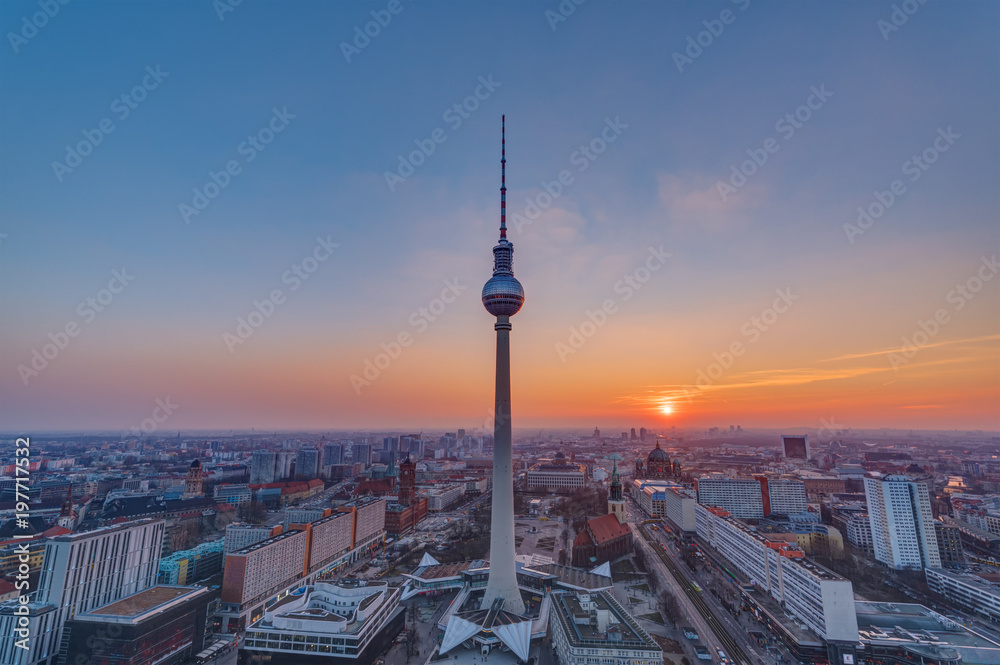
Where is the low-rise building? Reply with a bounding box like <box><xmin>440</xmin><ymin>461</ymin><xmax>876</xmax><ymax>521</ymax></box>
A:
<box><xmin>926</xmin><ymin>568</ymin><xmax>1000</xmax><ymax>622</ymax></box>
<box><xmin>225</xmin><ymin>523</ymin><xmax>282</xmax><ymax>554</ymax></box>
<box><xmin>525</xmin><ymin>461</ymin><xmax>587</xmax><ymax>493</ymax></box>
<box><xmin>59</xmin><ymin>585</ymin><xmax>213</xmax><ymax>665</ymax></box>
<box><xmin>242</xmin><ymin>580</ymin><xmax>404</xmax><ymax>664</ymax></box>
<box><xmin>550</xmin><ymin>589</ymin><xmax>662</xmax><ymax>665</ymax></box>
<box><xmin>159</xmin><ymin>538</ymin><xmax>225</xmax><ymax>585</ymax></box>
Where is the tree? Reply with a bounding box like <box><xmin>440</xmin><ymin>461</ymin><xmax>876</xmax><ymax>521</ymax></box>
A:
<box><xmin>404</xmin><ymin>627</ymin><xmax>419</xmax><ymax>661</ymax></box>
<box><xmin>238</xmin><ymin>500</ymin><xmax>268</xmax><ymax>525</ymax></box>
<box><xmin>632</xmin><ymin>543</ymin><xmax>648</xmax><ymax>572</ymax></box>
<box><xmin>658</xmin><ymin>591</ymin><xmax>681</xmax><ymax>627</ymax></box>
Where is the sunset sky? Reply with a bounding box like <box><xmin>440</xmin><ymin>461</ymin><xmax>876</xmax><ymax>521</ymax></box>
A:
<box><xmin>1</xmin><ymin>1</ymin><xmax>997</xmax><ymax>433</ymax></box>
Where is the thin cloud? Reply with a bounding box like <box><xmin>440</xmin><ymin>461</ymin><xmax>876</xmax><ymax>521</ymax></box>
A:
<box><xmin>821</xmin><ymin>334</ymin><xmax>1000</xmax><ymax>363</ymax></box>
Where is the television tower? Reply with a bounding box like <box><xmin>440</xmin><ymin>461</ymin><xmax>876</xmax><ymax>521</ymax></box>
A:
<box><xmin>480</xmin><ymin>116</ymin><xmax>526</xmax><ymax>615</ymax></box>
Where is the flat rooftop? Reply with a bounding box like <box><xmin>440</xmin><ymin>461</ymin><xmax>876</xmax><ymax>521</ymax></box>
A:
<box><xmin>551</xmin><ymin>591</ymin><xmax>659</xmax><ymax>651</ymax></box>
<box><xmin>525</xmin><ymin>563</ymin><xmax>613</xmax><ymax>591</ymax></box>
<box><xmin>88</xmin><ymin>585</ymin><xmax>201</xmax><ymax>618</ymax></box>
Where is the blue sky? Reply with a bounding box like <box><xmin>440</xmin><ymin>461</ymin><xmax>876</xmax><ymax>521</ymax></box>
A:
<box><xmin>1</xmin><ymin>0</ymin><xmax>997</xmax><ymax>432</ymax></box>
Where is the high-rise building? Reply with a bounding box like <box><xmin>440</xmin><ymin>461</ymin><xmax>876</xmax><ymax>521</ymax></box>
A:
<box><xmin>352</xmin><ymin>443</ymin><xmax>372</xmax><ymax>468</ymax></box>
<box><xmin>250</xmin><ymin>450</ymin><xmax>276</xmax><ymax>484</ymax></box>
<box><xmin>695</xmin><ymin>476</ymin><xmax>807</xmax><ymax>519</ymax></box>
<box><xmin>630</xmin><ymin>427</ymin><xmax>637</xmax><ymax>440</ymax></box>
<box><xmin>275</xmin><ymin>450</ymin><xmax>295</xmax><ymax>481</ymax></box>
<box><xmin>864</xmin><ymin>474</ymin><xmax>940</xmax><ymax>570</ymax></box>
<box><xmin>323</xmin><ymin>442</ymin><xmax>344</xmax><ymax>466</ymax></box>
<box><xmin>782</xmin><ymin>434</ymin><xmax>810</xmax><ymax>460</ymax></box>
<box><xmin>479</xmin><ymin>116</ymin><xmax>525</xmax><ymax>615</ymax></box>
<box><xmin>296</xmin><ymin>448</ymin><xmax>321</xmax><ymax>479</ymax></box>
<box><xmin>639</xmin><ymin>427</ymin><xmax>647</xmax><ymax>442</ymax></box>
<box><xmin>0</xmin><ymin>519</ymin><xmax>164</xmax><ymax>665</ymax></box>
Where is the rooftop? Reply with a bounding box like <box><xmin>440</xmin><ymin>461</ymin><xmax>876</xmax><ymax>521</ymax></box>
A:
<box><xmin>87</xmin><ymin>585</ymin><xmax>204</xmax><ymax>619</ymax></box>
<box><xmin>551</xmin><ymin>591</ymin><xmax>660</xmax><ymax>652</ymax></box>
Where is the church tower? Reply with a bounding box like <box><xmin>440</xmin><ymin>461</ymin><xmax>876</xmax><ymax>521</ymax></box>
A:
<box><xmin>185</xmin><ymin>459</ymin><xmax>203</xmax><ymax>497</ymax></box>
<box><xmin>398</xmin><ymin>455</ymin><xmax>416</xmax><ymax>506</ymax></box>
<box><xmin>608</xmin><ymin>460</ymin><xmax>626</xmax><ymax>524</ymax></box>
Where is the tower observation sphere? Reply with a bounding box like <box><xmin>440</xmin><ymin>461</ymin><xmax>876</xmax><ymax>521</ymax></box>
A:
<box><xmin>482</xmin><ymin>114</ymin><xmax>524</xmax><ymax>318</ymax></box>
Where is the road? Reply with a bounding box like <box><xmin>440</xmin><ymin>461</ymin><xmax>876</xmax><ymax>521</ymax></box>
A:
<box><xmin>626</xmin><ymin>502</ymin><xmax>775</xmax><ymax>665</ymax></box>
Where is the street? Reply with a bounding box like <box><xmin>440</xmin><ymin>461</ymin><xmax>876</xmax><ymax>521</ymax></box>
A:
<box><xmin>626</xmin><ymin>501</ymin><xmax>792</xmax><ymax>665</ymax></box>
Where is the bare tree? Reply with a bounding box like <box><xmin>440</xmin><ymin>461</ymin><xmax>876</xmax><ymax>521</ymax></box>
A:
<box><xmin>658</xmin><ymin>590</ymin><xmax>681</xmax><ymax>628</ymax></box>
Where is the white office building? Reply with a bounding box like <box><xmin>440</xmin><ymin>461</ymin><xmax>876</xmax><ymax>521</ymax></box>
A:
<box><xmin>525</xmin><ymin>463</ymin><xmax>587</xmax><ymax>493</ymax></box>
<box><xmin>864</xmin><ymin>474</ymin><xmax>940</xmax><ymax>570</ymax></box>
<box><xmin>925</xmin><ymin>568</ymin><xmax>1000</xmax><ymax>622</ymax></box>
<box><xmin>695</xmin><ymin>504</ymin><xmax>858</xmax><ymax>643</ymax></box>
<box><xmin>0</xmin><ymin>519</ymin><xmax>164</xmax><ymax>665</ymax></box>
<box><xmin>696</xmin><ymin>477</ymin><xmax>764</xmax><ymax>518</ymax></box>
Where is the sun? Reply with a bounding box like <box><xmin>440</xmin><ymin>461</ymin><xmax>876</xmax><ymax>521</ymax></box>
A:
<box><xmin>660</xmin><ymin>404</ymin><xmax>673</xmax><ymax>415</ymax></box>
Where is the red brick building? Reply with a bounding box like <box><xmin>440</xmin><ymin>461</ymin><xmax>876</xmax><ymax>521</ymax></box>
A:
<box><xmin>571</xmin><ymin>513</ymin><xmax>632</xmax><ymax>567</ymax></box>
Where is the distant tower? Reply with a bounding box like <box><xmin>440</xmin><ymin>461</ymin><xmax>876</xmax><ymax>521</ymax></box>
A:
<box><xmin>57</xmin><ymin>484</ymin><xmax>75</xmax><ymax>529</ymax></box>
<box><xmin>593</xmin><ymin>427</ymin><xmax>600</xmax><ymax>439</ymax></box>
<box><xmin>480</xmin><ymin>116</ymin><xmax>526</xmax><ymax>615</ymax></box>
<box><xmin>630</xmin><ymin>428</ymin><xmax>637</xmax><ymax>441</ymax></box>
<box><xmin>608</xmin><ymin>461</ymin><xmax>626</xmax><ymax>524</ymax></box>
<box><xmin>639</xmin><ymin>427</ymin><xmax>647</xmax><ymax>442</ymax></box>
<box><xmin>185</xmin><ymin>459</ymin><xmax>203</xmax><ymax>497</ymax></box>
<box><xmin>399</xmin><ymin>455</ymin><xmax>416</xmax><ymax>506</ymax></box>
<box><xmin>385</xmin><ymin>455</ymin><xmax>398</xmax><ymax>490</ymax></box>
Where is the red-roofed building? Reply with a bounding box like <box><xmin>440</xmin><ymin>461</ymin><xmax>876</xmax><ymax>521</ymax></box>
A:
<box><xmin>0</xmin><ymin>578</ymin><xmax>17</xmax><ymax>602</ymax></box>
<box><xmin>571</xmin><ymin>513</ymin><xmax>633</xmax><ymax>567</ymax></box>
<box><xmin>353</xmin><ymin>478</ymin><xmax>395</xmax><ymax>497</ymax></box>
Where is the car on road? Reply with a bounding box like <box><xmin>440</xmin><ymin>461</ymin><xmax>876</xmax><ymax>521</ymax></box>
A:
<box><xmin>717</xmin><ymin>649</ymin><xmax>727</xmax><ymax>662</ymax></box>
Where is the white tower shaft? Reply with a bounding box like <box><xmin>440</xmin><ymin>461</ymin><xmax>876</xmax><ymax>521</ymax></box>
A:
<box><xmin>481</xmin><ymin>314</ymin><xmax>525</xmax><ymax>614</ymax></box>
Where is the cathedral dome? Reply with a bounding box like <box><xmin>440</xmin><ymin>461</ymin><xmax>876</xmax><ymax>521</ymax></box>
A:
<box><xmin>647</xmin><ymin>442</ymin><xmax>669</xmax><ymax>463</ymax></box>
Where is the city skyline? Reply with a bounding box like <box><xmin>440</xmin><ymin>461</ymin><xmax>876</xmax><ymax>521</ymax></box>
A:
<box><xmin>2</xmin><ymin>1</ymin><xmax>998</xmax><ymax>433</ymax></box>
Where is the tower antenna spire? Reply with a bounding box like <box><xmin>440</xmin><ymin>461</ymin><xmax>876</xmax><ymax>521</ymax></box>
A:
<box><xmin>500</xmin><ymin>115</ymin><xmax>506</xmax><ymax>239</ymax></box>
